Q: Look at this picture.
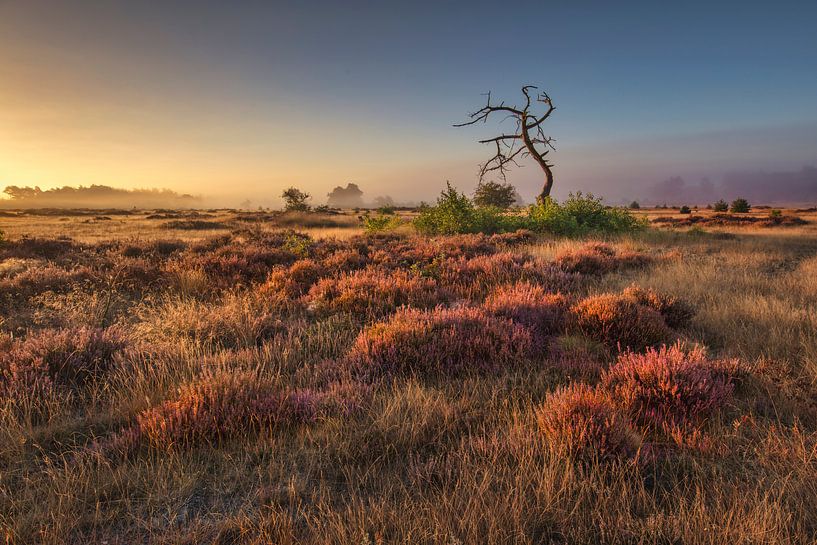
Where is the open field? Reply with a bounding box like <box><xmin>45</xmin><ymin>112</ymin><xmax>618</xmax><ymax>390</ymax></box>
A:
<box><xmin>1</xmin><ymin>210</ymin><xmax>816</xmax><ymax>544</ymax></box>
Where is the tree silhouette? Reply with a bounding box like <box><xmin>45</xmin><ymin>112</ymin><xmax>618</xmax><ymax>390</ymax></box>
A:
<box><xmin>456</xmin><ymin>85</ymin><xmax>556</xmax><ymax>203</ymax></box>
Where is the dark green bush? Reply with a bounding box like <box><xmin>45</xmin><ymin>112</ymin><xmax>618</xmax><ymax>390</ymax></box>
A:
<box><xmin>730</xmin><ymin>198</ymin><xmax>750</xmax><ymax>213</ymax></box>
<box><xmin>712</xmin><ymin>199</ymin><xmax>729</xmax><ymax>212</ymax></box>
<box><xmin>526</xmin><ymin>193</ymin><xmax>645</xmax><ymax>236</ymax></box>
<box><xmin>629</xmin><ymin>201</ymin><xmax>640</xmax><ymax>209</ymax></box>
<box><xmin>679</xmin><ymin>205</ymin><xmax>691</xmax><ymax>214</ymax></box>
<box><xmin>473</xmin><ymin>181</ymin><xmax>517</xmax><ymax>209</ymax></box>
<box><xmin>414</xmin><ymin>183</ymin><xmax>523</xmax><ymax>235</ymax></box>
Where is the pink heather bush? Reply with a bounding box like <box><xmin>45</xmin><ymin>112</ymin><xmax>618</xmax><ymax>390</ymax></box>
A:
<box><xmin>306</xmin><ymin>268</ymin><xmax>450</xmax><ymax>318</ymax></box>
<box><xmin>621</xmin><ymin>285</ymin><xmax>695</xmax><ymax>329</ymax></box>
<box><xmin>441</xmin><ymin>253</ymin><xmax>580</xmax><ymax>297</ymax></box>
<box><xmin>569</xmin><ymin>293</ymin><xmax>674</xmax><ymax>351</ymax></box>
<box><xmin>182</xmin><ymin>244</ymin><xmax>298</xmax><ymax>288</ymax></box>
<box><xmin>602</xmin><ymin>343</ymin><xmax>737</xmax><ymax>427</ymax></box>
<box><xmin>0</xmin><ymin>264</ymin><xmax>94</xmax><ymax>298</ymax></box>
<box><xmin>555</xmin><ymin>242</ymin><xmax>651</xmax><ymax>275</ymax></box>
<box><xmin>104</xmin><ymin>371</ymin><xmax>366</xmax><ymax>453</ymax></box>
<box><xmin>537</xmin><ymin>383</ymin><xmax>641</xmax><ymax>462</ymax></box>
<box><xmin>262</xmin><ymin>259</ymin><xmax>328</xmax><ymax>297</ymax></box>
<box><xmin>341</xmin><ymin>306</ymin><xmax>535</xmax><ymax>380</ymax></box>
<box><xmin>320</xmin><ymin>249</ymin><xmax>369</xmax><ymax>272</ymax></box>
<box><xmin>0</xmin><ymin>327</ymin><xmax>129</xmax><ymax>391</ymax></box>
<box><xmin>483</xmin><ymin>282</ymin><xmax>569</xmax><ymax>338</ymax></box>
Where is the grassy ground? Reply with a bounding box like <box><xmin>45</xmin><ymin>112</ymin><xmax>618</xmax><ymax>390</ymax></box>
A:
<box><xmin>0</xmin><ymin>210</ymin><xmax>815</xmax><ymax>544</ymax></box>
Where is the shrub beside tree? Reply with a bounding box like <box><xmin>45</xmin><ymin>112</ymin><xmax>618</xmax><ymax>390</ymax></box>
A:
<box><xmin>473</xmin><ymin>181</ymin><xmax>517</xmax><ymax>209</ymax></box>
<box><xmin>414</xmin><ymin>183</ymin><xmax>645</xmax><ymax>236</ymax></box>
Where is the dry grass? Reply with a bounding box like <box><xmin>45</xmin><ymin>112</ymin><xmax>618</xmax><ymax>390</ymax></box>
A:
<box><xmin>1</xmin><ymin>210</ymin><xmax>816</xmax><ymax>544</ymax></box>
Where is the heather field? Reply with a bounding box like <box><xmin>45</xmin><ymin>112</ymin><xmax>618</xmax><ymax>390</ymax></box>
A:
<box><xmin>1</xmin><ymin>209</ymin><xmax>817</xmax><ymax>544</ymax></box>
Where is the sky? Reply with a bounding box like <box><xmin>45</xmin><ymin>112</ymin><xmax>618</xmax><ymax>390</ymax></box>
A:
<box><xmin>1</xmin><ymin>0</ymin><xmax>816</xmax><ymax>206</ymax></box>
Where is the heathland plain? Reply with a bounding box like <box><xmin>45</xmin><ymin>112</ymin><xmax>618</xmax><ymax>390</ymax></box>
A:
<box><xmin>0</xmin><ymin>202</ymin><xmax>816</xmax><ymax>544</ymax></box>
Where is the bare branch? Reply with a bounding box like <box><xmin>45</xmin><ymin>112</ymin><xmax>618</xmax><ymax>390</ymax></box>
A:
<box><xmin>456</xmin><ymin>85</ymin><xmax>557</xmax><ymax>199</ymax></box>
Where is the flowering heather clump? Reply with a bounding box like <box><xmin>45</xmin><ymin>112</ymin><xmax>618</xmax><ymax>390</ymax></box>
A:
<box><xmin>602</xmin><ymin>343</ymin><xmax>737</xmax><ymax>428</ymax></box>
<box><xmin>0</xmin><ymin>264</ymin><xmax>94</xmax><ymax>298</ymax></box>
<box><xmin>1</xmin><ymin>237</ymin><xmax>79</xmax><ymax>261</ymax></box>
<box><xmin>621</xmin><ymin>285</ymin><xmax>695</xmax><ymax>329</ymax></box>
<box><xmin>306</xmin><ymin>268</ymin><xmax>450</xmax><ymax>318</ymax></box>
<box><xmin>442</xmin><ymin>252</ymin><xmax>580</xmax><ymax>297</ymax></box>
<box><xmin>104</xmin><ymin>371</ymin><xmax>355</xmax><ymax>453</ymax></box>
<box><xmin>341</xmin><ymin>306</ymin><xmax>535</xmax><ymax>380</ymax></box>
<box><xmin>0</xmin><ymin>327</ymin><xmax>129</xmax><ymax>395</ymax></box>
<box><xmin>555</xmin><ymin>242</ymin><xmax>651</xmax><ymax>275</ymax></box>
<box><xmin>262</xmin><ymin>259</ymin><xmax>328</xmax><ymax>297</ymax></box>
<box><xmin>182</xmin><ymin>243</ymin><xmax>298</xmax><ymax>288</ymax></box>
<box><xmin>119</xmin><ymin>239</ymin><xmax>187</xmax><ymax>258</ymax></box>
<box><xmin>570</xmin><ymin>293</ymin><xmax>674</xmax><ymax>351</ymax></box>
<box><xmin>483</xmin><ymin>282</ymin><xmax>569</xmax><ymax>339</ymax></box>
<box><xmin>537</xmin><ymin>383</ymin><xmax>641</xmax><ymax>462</ymax></box>
<box><xmin>487</xmin><ymin>229</ymin><xmax>536</xmax><ymax>246</ymax></box>
<box><xmin>320</xmin><ymin>248</ymin><xmax>369</xmax><ymax>272</ymax></box>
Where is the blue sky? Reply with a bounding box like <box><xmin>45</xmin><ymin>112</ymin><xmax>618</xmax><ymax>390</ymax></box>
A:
<box><xmin>1</xmin><ymin>0</ymin><xmax>816</xmax><ymax>204</ymax></box>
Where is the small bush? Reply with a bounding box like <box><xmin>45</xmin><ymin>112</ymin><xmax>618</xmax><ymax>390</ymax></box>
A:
<box><xmin>473</xmin><ymin>181</ymin><xmax>517</xmax><ymax>209</ymax></box>
<box><xmin>621</xmin><ymin>285</ymin><xmax>695</xmax><ymax>329</ymax></box>
<box><xmin>361</xmin><ymin>213</ymin><xmax>403</xmax><ymax>233</ymax></box>
<box><xmin>483</xmin><ymin>282</ymin><xmax>569</xmax><ymax>339</ymax></box>
<box><xmin>307</xmin><ymin>268</ymin><xmax>450</xmax><ymax>318</ymax></box>
<box><xmin>103</xmin><ymin>371</ymin><xmax>363</xmax><ymax>453</ymax></box>
<box><xmin>730</xmin><ymin>198</ymin><xmax>750</xmax><ymax>213</ymax></box>
<box><xmin>629</xmin><ymin>201</ymin><xmax>640</xmax><ymax>210</ymax></box>
<box><xmin>527</xmin><ymin>193</ymin><xmax>645</xmax><ymax>236</ymax></box>
<box><xmin>262</xmin><ymin>259</ymin><xmax>327</xmax><ymax>297</ymax></box>
<box><xmin>555</xmin><ymin>242</ymin><xmax>651</xmax><ymax>275</ymax></box>
<box><xmin>602</xmin><ymin>343</ymin><xmax>737</xmax><ymax>427</ymax></box>
<box><xmin>414</xmin><ymin>183</ymin><xmax>522</xmax><ymax>235</ymax></box>
<box><xmin>570</xmin><ymin>293</ymin><xmax>674</xmax><ymax>351</ymax></box>
<box><xmin>0</xmin><ymin>327</ymin><xmax>129</xmax><ymax>394</ymax></box>
<box><xmin>320</xmin><ymin>248</ymin><xmax>369</xmax><ymax>272</ymax></box>
<box><xmin>679</xmin><ymin>205</ymin><xmax>691</xmax><ymax>214</ymax></box>
<box><xmin>537</xmin><ymin>383</ymin><xmax>641</xmax><ymax>462</ymax></box>
<box><xmin>441</xmin><ymin>252</ymin><xmax>580</xmax><ymax>296</ymax></box>
<box><xmin>712</xmin><ymin>199</ymin><xmax>729</xmax><ymax>212</ymax></box>
<box><xmin>341</xmin><ymin>306</ymin><xmax>535</xmax><ymax>380</ymax></box>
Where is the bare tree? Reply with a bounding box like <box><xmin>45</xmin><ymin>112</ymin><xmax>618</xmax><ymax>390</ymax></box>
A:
<box><xmin>455</xmin><ymin>85</ymin><xmax>556</xmax><ymax>202</ymax></box>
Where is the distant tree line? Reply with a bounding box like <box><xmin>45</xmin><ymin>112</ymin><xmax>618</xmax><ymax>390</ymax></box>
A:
<box><xmin>0</xmin><ymin>185</ymin><xmax>201</xmax><ymax>209</ymax></box>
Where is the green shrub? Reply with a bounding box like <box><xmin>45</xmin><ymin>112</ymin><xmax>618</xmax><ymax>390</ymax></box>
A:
<box><xmin>377</xmin><ymin>205</ymin><xmax>396</xmax><ymax>215</ymax></box>
<box><xmin>629</xmin><ymin>201</ymin><xmax>640</xmax><ymax>209</ymax></box>
<box><xmin>414</xmin><ymin>186</ymin><xmax>643</xmax><ymax>237</ymax></box>
<box><xmin>526</xmin><ymin>193</ymin><xmax>645</xmax><ymax>236</ymax></box>
<box><xmin>712</xmin><ymin>199</ymin><xmax>729</xmax><ymax>212</ymax></box>
<box><xmin>730</xmin><ymin>198</ymin><xmax>750</xmax><ymax>213</ymax></box>
<box><xmin>769</xmin><ymin>209</ymin><xmax>782</xmax><ymax>218</ymax></box>
<box><xmin>414</xmin><ymin>183</ymin><xmax>522</xmax><ymax>235</ymax></box>
<box><xmin>362</xmin><ymin>213</ymin><xmax>403</xmax><ymax>233</ymax></box>
<box><xmin>679</xmin><ymin>205</ymin><xmax>691</xmax><ymax>214</ymax></box>
<box><xmin>473</xmin><ymin>181</ymin><xmax>517</xmax><ymax>209</ymax></box>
